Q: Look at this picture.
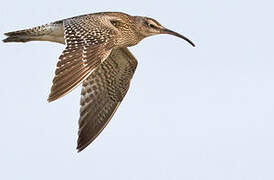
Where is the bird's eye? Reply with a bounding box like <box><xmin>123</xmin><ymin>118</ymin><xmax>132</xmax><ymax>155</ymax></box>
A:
<box><xmin>149</xmin><ymin>23</ymin><xmax>156</xmax><ymax>28</ymax></box>
<box><xmin>110</xmin><ymin>20</ymin><xmax>120</xmax><ymax>27</ymax></box>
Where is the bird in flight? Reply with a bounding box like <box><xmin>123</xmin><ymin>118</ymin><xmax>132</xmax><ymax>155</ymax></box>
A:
<box><xmin>3</xmin><ymin>12</ymin><xmax>195</xmax><ymax>152</ymax></box>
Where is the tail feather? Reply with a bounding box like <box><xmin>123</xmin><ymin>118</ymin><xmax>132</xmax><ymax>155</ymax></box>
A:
<box><xmin>3</xmin><ymin>29</ymin><xmax>37</xmax><ymax>43</ymax></box>
<box><xmin>4</xmin><ymin>30</ymin><xmax>30</xmax><ymax>36</ymax></box>
<box><xmin>3</xmin><ymin>21</ymin><xmax>64</xmax><ymax>44</ymax></box>
<box><xmin>3</xmin><ymin>34</ymin><xmax>32</xmax><ymax>43</ymax></box>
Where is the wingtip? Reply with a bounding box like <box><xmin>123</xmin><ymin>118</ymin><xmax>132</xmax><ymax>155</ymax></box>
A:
<box><xmin>77</xmin><ymin>149</ymin><xmax>82</xmax><ymax>153</ymax></box>
<box><xmin>47</xmin><ymin>93</ymin><xmax>60</xmax><ymax>102</ymax></box>
<box><xmin>47</xmin><ymin>97</ymin><xmax>54</xmax><ymax>102</ymax></box>
<box><xmin>76</xmin><ymin>139</ymin><xmax>93</xmax><ymax>153</ymax></box>
<box><xmin>47</xmin><ymin>95</ymin><xmax>60</xmax><ymax>103</ymax></box>
<box><xmin>76</xmin><ymin>145</ymin><xmax>85</xmax><ymax>153</ymax></box>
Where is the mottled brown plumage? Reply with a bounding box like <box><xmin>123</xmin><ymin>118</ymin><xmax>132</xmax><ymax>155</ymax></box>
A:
<box><xmin>3</xmin><ymin>12</ymin><xmax>195</xmax><ymax>152</ymax></box>
<box><xmin>78</xmin><ymin>47</ymin><xmax>137</xmax><ymax>152</ymax></box>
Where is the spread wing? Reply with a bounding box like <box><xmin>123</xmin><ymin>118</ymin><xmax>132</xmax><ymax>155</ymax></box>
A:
<box><xmin>48</xmin><ymin>15</ymin><xmax>118</xmax><ymax>102</ymax></box>
<box><xmin>77</xmin><ymin>47</ymin><xmax>138</xmax><ymax>152</ymax></box>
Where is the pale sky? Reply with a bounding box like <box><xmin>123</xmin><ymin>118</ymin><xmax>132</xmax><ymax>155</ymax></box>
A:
<box><xmin>1</xmin><ymin>0</ymin><xmax>274</xmax><ymax>179</ymax></box>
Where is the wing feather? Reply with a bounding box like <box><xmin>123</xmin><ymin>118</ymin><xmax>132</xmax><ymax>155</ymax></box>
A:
<box><xmin>48</xmin><ymin>15</ymin><xmax>118</xmax><ymax>102</ymax></box>
<box><xmin>77</xmin><ymin>47</ymin><xmax>138</xmax><ymax>152</ymax></box>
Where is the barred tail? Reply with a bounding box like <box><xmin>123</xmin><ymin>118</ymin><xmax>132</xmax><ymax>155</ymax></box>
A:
<box><xmin>3</xmin><ymin>29</ymin><xmax>34</xmax><ymax>43</ymax></box>
<box><xmin>3</xmin><ymin>21</ymin><xmax>64</xmax><ymax>44</ymax></box>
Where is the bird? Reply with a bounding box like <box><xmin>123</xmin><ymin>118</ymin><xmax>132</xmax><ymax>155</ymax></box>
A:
<box><xmin>3</xmin><ymin>12</ymin><xmax>195</xmax><ymax>152</ymax></box>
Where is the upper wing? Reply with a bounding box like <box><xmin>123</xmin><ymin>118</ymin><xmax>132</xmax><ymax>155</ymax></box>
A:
<box><xmin>77</xmin><ymin>47</ymin><xmax>138</xmax><ymax>152</ymax></box>
<box><xmin>48</xmin><ymin>15</ymin><xmax>119</xmax><ymax>102</ymax></box>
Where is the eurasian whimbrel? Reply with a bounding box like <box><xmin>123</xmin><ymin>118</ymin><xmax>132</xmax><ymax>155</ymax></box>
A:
<box><xmin>3</xmin><ymin>12</ymin><xmax>195</xmax><ymax>152</ymax></box>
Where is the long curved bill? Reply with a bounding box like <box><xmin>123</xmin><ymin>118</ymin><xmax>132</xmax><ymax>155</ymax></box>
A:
<box><xmin>161</xmin><ymin>28</ymin><xmax>195</xmax><ymax>47</ymax></box>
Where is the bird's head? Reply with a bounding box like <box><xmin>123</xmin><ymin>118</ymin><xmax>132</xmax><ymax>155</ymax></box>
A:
<box><xmin>133</xmin><ymin>16</ymin><xmax>195</xmax><ymax>47</ymax></box>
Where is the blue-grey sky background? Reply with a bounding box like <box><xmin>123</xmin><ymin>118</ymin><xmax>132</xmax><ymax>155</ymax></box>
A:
<box><xmin>1</xmin><ymin>0</ymin><xmax>274</xmax><ymax>179</ymax></box>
